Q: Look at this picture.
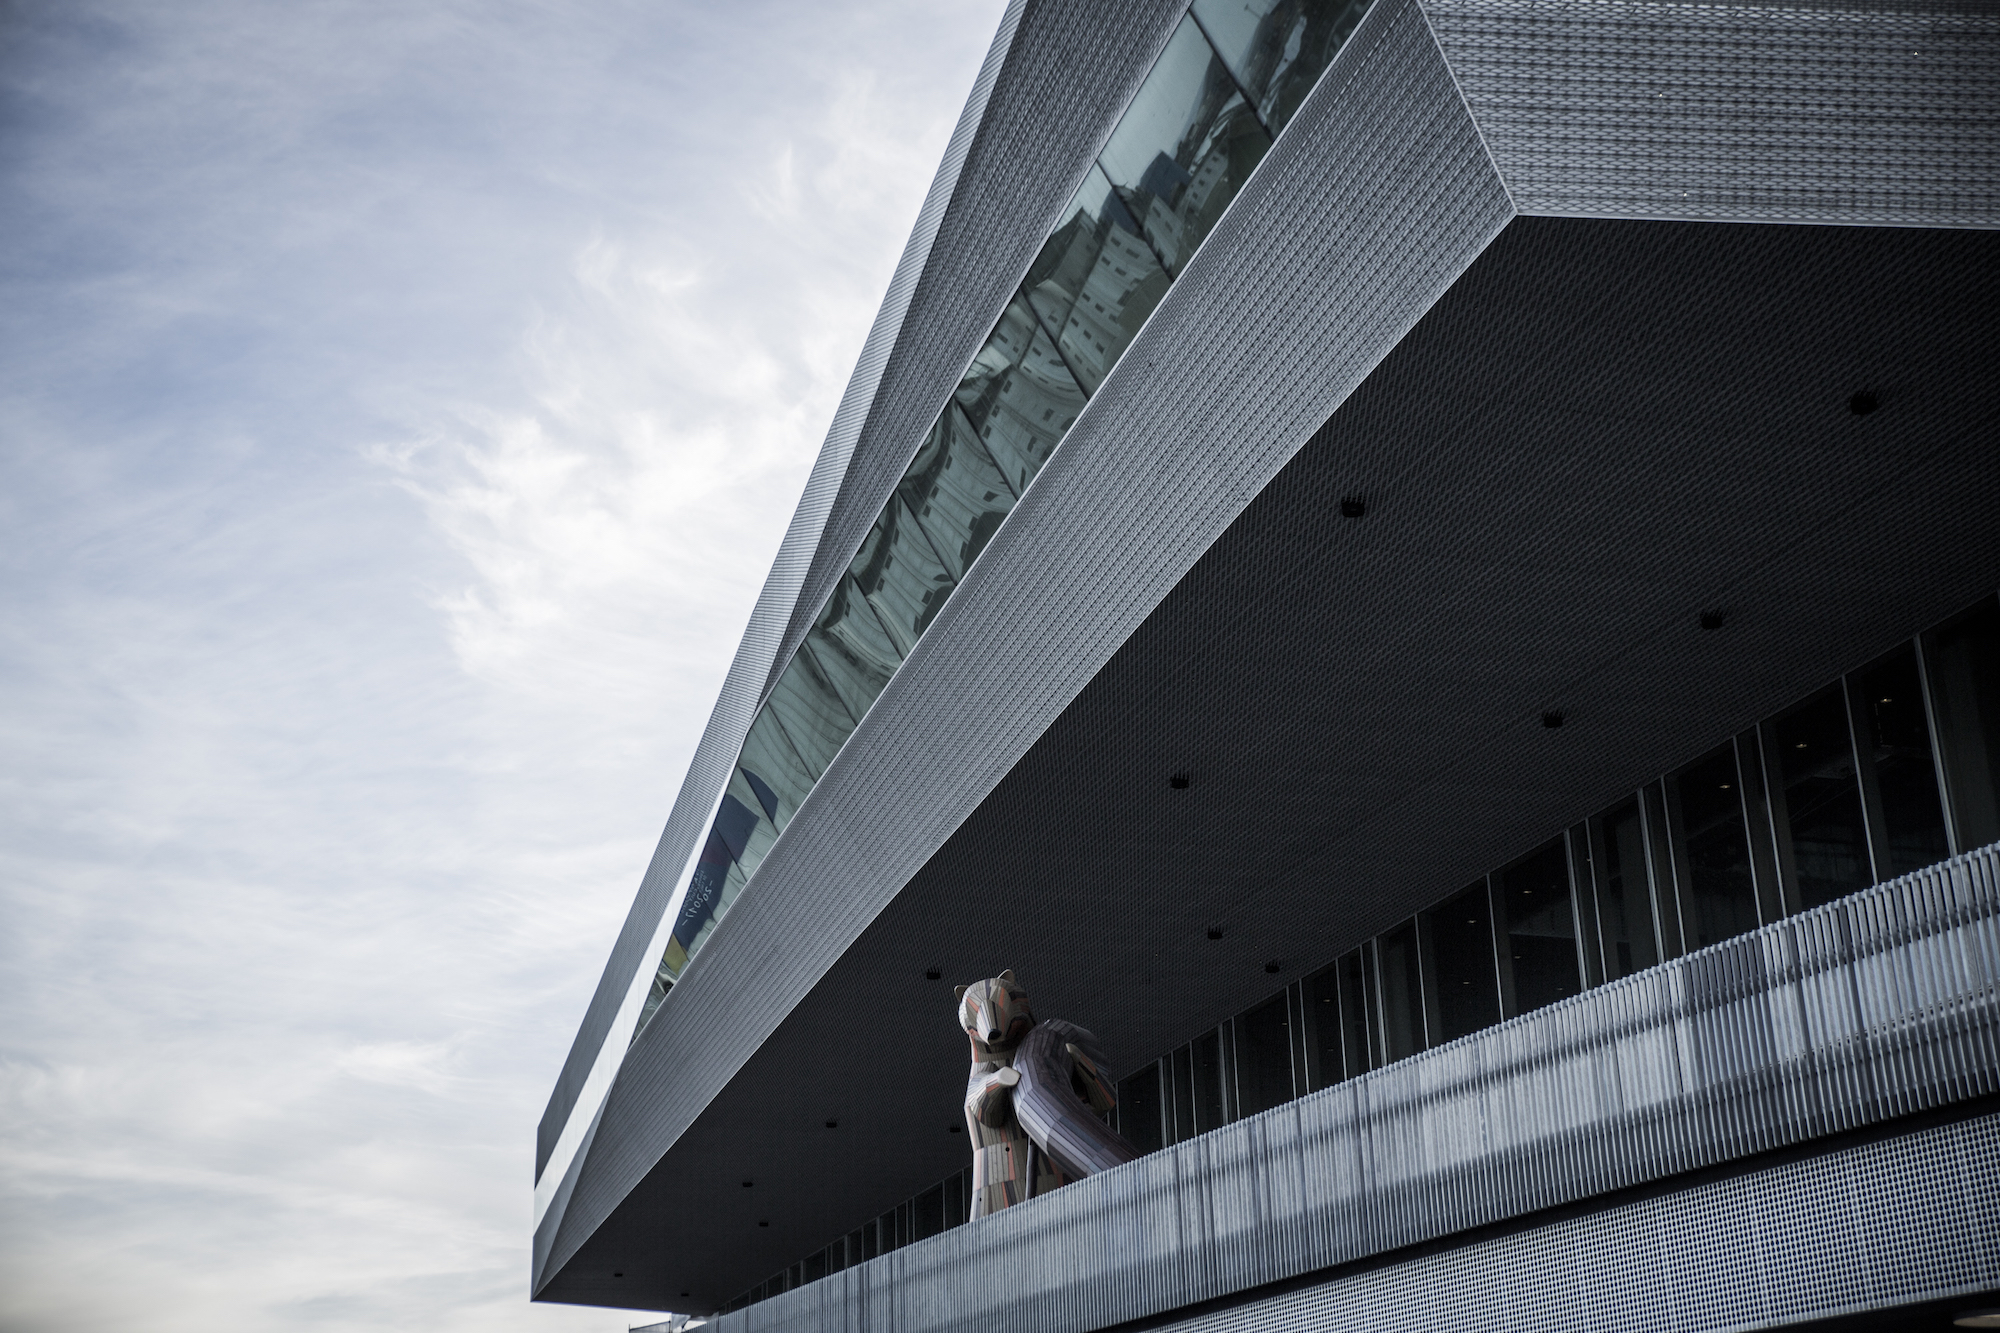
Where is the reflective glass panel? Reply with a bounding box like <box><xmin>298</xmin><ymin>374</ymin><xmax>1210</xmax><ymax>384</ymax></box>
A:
<box><xmin>1424</xmin><ymin>883</ymin><xmax>1499</xmax><ymax>1042</ymax></box>
<box><xmin>1772</xmin><ymin>685</ymin><xmax>1871</xmax><ymax>909</ymax></box>
<box><xmin>738</xmin><ymin>706</ymin><xmax>816</xmax><ymax>835</ymax></box>
<box><xmin>804</xmin><ymin>573</ymin><xmax>901</xmax><ymax>724</ymax></box>
<box><xmin>1337</xmin><ymin>945</ymin><xmax>1379</xmax><ymax>1078</ymax></box>
<box><xmin>1192</xmin><ymin>0</ymin><xmax>1372</xmax><ymax>135</ymax></box>
<box><xmin>1168</xmin><ymin>1044</ymin><xmax>1195</xmax><ymax>1144</ymax></box>
<box><xmin>1097</xmin><ymin>15</ymin><xmax>1272</xmax><ymax>277</ymax></box>
<box><xmin>944</xmin><ymin>1173</ymin><xmax>966</xmax><ymax>1229</ymax></box>
<box><xmin>1498</xmin><ymin>839</ymin><xmax>1581</xmax><ymax>1014</ymax></box>
<box><xmin>1592</xmin><ymin>798</ymin><xmax>1658</xmax><ymax>980</ymax></box>
<box><xmin>896</xmin><ymin>403</ymin><xmax>1017</xmax><ymax>583</ymax></box>
<box><xmin>1191</xmin><ymin>1028</ymin><xmax>1227</xmax><ymax>1131</ymax></box>
<box><xmin>953</xmin><ymin>296</ymin><xmax>1084</xmax><ymax>499</ymax></box>
<box><xmin>764</xmin><ymin>645</ymin><xmax>857</xmax><ymax>781</ymax></box>
<box><xmin>1304</xmin><ymin>962</ymin><xmax>1343</xmax><ymax>1089</ymax></box>
<box><xmin>1673</xmin><ymin>745</ymin><xmax>1760</xmax><ymax>948</ymax></box>
<box><xmin>1855</xmin><ymin>645</ymin><xmax>1950</xmax><ymax>874</ymax></box>
<box><xmin>847</xmin><ymin>494</ymin><xmax>955</xmax><ymax>657</ymax></box>
<box><xmin>1377</xmin><ymin>919</ymin><xmax>1426</xmax><ymax>1060</ymax></box>
<box><xmin>1236</xmin><ymin>992</ymin><xmax>1294</xmax><ymax>1114</ymax></box>
<box><xmin>1117</xmin><ymin>1061</ymin><xmax>1164</xmax><ymax>1154</ymax></box>
<box><xmin>913</xmin><ymin>1184</ymin><xmax>944</xmax><ymax>1241</ymax></box>
<box><xmin>804</xmin><ymin>1249</ymin><xmax>827</xmax><ymax>1282</ymax></box>
<box><xmin>1924</xmin><ymin>598</ymin><xmax>2000</xmax><ymax>849</ymax></box>
<box><xmin>1024</xmin><ymin>165</ymin><xmax>1171</xmax><ymax>394</ymax></box>
<box><xmin>723</xmin><ymin>767</ymin><xmax>780</xmax><ymax>880</ymax></box>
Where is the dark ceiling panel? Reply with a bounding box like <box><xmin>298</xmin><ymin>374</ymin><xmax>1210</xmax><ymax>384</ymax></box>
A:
<box><xmin>542</xmin><ymin>214</ymin><xmax>2000</xmax><ymax>1312</ymax></box>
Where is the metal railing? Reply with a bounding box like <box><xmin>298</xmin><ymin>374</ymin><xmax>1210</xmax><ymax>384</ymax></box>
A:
<box><xmin>712</xmin><ymin>840</ymin><xmax>2000</xmax><ymax>1331</ymax></box>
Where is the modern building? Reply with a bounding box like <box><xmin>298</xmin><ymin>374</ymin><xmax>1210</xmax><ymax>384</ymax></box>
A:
<box><xmin>532</xmin><ymin>0</ymin><xmax>2000</xmax><ymax>1328</ymax></box>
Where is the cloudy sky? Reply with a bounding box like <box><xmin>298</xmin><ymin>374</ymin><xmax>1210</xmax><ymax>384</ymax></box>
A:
<box><xmin>0</xmin><ymin>1</ymin><xmax>1000</xmax><ymax>1327</ymax></box>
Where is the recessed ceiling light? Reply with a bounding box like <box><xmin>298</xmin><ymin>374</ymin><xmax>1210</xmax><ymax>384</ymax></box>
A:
<box><xmin>1340</xmin><ymin>496</ymin><xmax>1367</xmax><ymax>519</ymax></box>
<box><xmin>1265</xmin><ymin>960</ymin><xmax>1281</xmax><ymax>973</ymax></box>
<box><xmin>1542</xmin><ymin>711</ymin><xmax>1564</xmax><ymax>729</ymax></box>
<box><xmin>1849</xmin><ymin>390</ymin><xmax>1880</xmax><ymax>415</ymax></box>
<box><xmin>742</xmin><ymin>1180</ymin><xmax>754</xmax><ymax>1188</ymax></box>
<box><xmin>1207</xmin><ymin>927</ymin><xmax>1223</xmax><ymax>940</ymax></box>
<box><xmin>924</xmin><ymin>968</ymin><xmax>941</xmax><ymax>980</ymax></box>
<box><xmin>759</xmin><ymin>1220</ymin><xmax>770</xmax><ymax>1227</ymax></box>
<box><xmin>1170</xmin><ymin>773</ymin><xmax>1190</xmax><ymax>789</ymax></box>
<box><xmin>824</xmin><ymin>1119</ymin><xmax>838</xmax><ymax>1129</ymax></box>
<box><xmin>1699</xmin><ymin>611</ymin><xmax>1726</xmax><ymax>631</ymax></box>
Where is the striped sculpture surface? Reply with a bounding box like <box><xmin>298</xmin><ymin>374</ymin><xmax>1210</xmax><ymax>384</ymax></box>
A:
<box><xmin>956</xmin><ymin>970</ymin><xmax>1138</xmax><ymax>1217</ymax></box>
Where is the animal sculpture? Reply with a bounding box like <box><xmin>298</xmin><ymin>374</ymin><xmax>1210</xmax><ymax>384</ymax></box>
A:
<box><xmin>956</xmin><ymin>970</ymin><xmax>1139</xmax><ymax>1217</ymax></box>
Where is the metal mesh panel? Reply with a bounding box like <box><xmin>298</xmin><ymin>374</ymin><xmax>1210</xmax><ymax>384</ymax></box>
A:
<box><xmin>714</xmin><ymin>842</ymin><xmax>2000</xmax><ymax>1332</ymax></box>
<box><xmin>1422</xmin><ymin>0</ymin><xmax>2000</xmax><ymax>226</ymax></box>
<box><xmin>1145</xmin><ymin>1112</ymin><xmax>2000</xmax><ymax>1332</ymax></box>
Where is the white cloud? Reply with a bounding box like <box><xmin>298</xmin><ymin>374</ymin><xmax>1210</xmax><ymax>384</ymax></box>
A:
<box><xmin>0</xmin><ymin>0</ymin><xmax>1003</xmax><ymax>1328</ymax></box>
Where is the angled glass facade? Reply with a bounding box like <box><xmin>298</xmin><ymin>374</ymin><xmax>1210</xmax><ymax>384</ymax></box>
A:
<box><xmin>636</xmin><ymin>0</ymin><xmax>1375</xmax><ymax>1036</ymax></box>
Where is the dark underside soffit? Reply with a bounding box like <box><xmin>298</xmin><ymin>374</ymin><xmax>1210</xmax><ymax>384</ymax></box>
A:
<box><xmin>541</xmin><ymin>215</ymin><xmax>2000</xmax><ymax>1312</ymax></box>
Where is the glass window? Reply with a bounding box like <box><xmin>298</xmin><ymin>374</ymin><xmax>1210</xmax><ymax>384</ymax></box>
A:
<box><xmin>803</xmin><ymin>1249</ymin><xmax>827</xmax><ymax>1282</ymax></box>
<box><xmin>1168</xmin><ymin>1044</ymin><xmax>1195</xmax><ymax>1144</ymax></box>
<box><xmin>896</xmin><ymin>403</ymin><xmax>1017</xmax><ymax>583</ymax></box>
<box><xmin>1591</xmin><ymin>798</ymin><xmax>1659</xmax><ymax>981</ymax></box>
<box><xmin>1023</xmin><ymin>165</ymin><xmax>1171</xmax><ymax>394</ymax></box>
<box><xmin>1770</xmin><ymin>685</ymin><xmax>1872</xmax><ymax>909</ymax></box>
<box><xmin>952</xmin><ymin>295</ymin><xmax>1084</xmax><ymax>499</ymax></box>
<box><xmin>1423</xmin><ymin>884</ymin><xmax>1499</xmax><ymax>1042</ymax></box>
<box><xmin>738</xmin><ymin>706</ymin><xmax>816</xmax><ymax>835</ymax></box>
<box><xmin>1190</xmin><ymin>1027</ymin><xmax>1228</xmax><ymax>1131</ymax></box>
<box><xmin>722</xmin><ymin>767</ymin><xmax>780</xmax><ymax>880</ymax></box>
<box><xmin>913</xmin><ymin>1183</ymin><xmax>944</xmax><ymax>1241</ymax></box>
<box><xmin>1303</xmin><ymin>962</ymin><xmax>1343</xmax><ymax>1090</ymax></box>
<box><xmin>1671</xmin><ymin>745</ymin><xmax>1761</xmax><ymax>948</ymax></box>
<box><xmin>763</xmin><ymin>646</ymin><xmax>857</xmax><ymax>781</ymax></box>
<box><xmin>1192</xmin><ymin>0</ymin><xmax>1373</xmax><ymax>134</ymax></box>
<box><xmin>1855</xmin><ymin>643</ymin><xmax>1953</xmax><ymax>875</ymax></box>
<box><xmin>1117</xmin><ymin>1061</ymin><xmax>1163</xmax><ymax>1154</ymax></box>
<box><xmin>944</xmin><ymin>1172</ymin><xmax>965</xmax><ymax>1229</ymax></box>
<box><xmin>1377</xmin><ymin>919</ymin><xmax>1426</xmax><ymax>1060</ymax></box>
<box><xmin>1497</xmin><ymin>840</ymin><xmax>1582</xmax><ymax>1014</ymax></box>
<box><xmin>1924</xmin><ymin>598</ymin><xmax>2000</xmax><ymax>850</ymax></box>
<box><xmin>1096</xmin><ymin>15</ymin><xmax>1273</xmax><ymax>278</ymax></box>
<box><xmin>1236</xmin><ymin>992</ymin><xmax>1294</xmax><ymax>1114</ymax></box>
<box><xmin>1337</xmin><ymin>945</ymin><xmax>1379</xmax><ymax>1078</ymax></box>
<box><xmin>803</xmin><ymin>574</ymin><xmax>902</xmax><ymax>724</ymax></box>
<box><xmin>847</xmin><ymin>494</ymin><xmax>955</xmax><ymax>658</ymax></box>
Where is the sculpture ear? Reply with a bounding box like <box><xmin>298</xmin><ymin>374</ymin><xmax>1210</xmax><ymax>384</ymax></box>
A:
<box><xmin>998</xmin><ymin>968</ymin><xmax>1016</xmax><ymax>985</ymax></box>
<box><xmin>953</xmin><ymin>984</ymin><xmax>968</xmax><ymax>1001</ymax></box>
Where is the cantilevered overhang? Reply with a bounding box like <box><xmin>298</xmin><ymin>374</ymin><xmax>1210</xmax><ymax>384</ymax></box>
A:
<box><xmin>534</xmin><ymin>0</ymin><xmax>2000</xmax><ymax>1312</ymax></box>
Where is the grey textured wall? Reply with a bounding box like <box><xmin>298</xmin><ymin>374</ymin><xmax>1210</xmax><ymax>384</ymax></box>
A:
<box><xmin>1425</xmin><ymin>0</ymin><xmax>2000</xmax><ymax>226</ymax></box>
<box><xmin>713</xmin><ymin>841</ymin><xmax>2000</xmax><ymax>1333</ymax></box>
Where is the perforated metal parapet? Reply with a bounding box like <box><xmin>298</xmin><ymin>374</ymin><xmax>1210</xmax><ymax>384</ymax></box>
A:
<box><xmin>1134</xmin><ymin>1110</ymin><xmax>2000</xmax><ymax>1333</ymax></box>
<box><xmin>709</xmin><ymin>843</ymin><xmax>2000</xmax><ymax>1332</ymax></box>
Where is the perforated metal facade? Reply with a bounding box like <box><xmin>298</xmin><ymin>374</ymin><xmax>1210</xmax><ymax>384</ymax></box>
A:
<box><xmin>532</xmin><ymin>0</ymin><xmax>2000</xmax><ymax>1318</ymax></box>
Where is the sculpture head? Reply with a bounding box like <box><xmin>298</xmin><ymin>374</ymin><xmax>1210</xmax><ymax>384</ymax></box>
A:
<box><xmin>954</xmin><ymin>969</ymin><xmax>1034</xmax><ymax>1053</ymax></box>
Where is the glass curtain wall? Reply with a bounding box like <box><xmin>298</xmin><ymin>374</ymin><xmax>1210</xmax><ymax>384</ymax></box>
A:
<box><xmin>642</xmin><ymin>0</ymin><xmax>1376</xmax><ymax>1037</ymax></box>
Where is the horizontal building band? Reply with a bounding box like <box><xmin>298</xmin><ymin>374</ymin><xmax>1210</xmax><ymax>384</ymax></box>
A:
<box><xmin>709</xmin><ymin>841</ymin><xmax>2000</xmax><ymax>1332</ymax></box>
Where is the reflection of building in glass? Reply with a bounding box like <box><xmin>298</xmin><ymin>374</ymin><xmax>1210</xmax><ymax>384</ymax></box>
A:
<box><xmin>536</xmin><ymin>0</ymin><xmax>2000</xmax><ymax>1326</ymax></box>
